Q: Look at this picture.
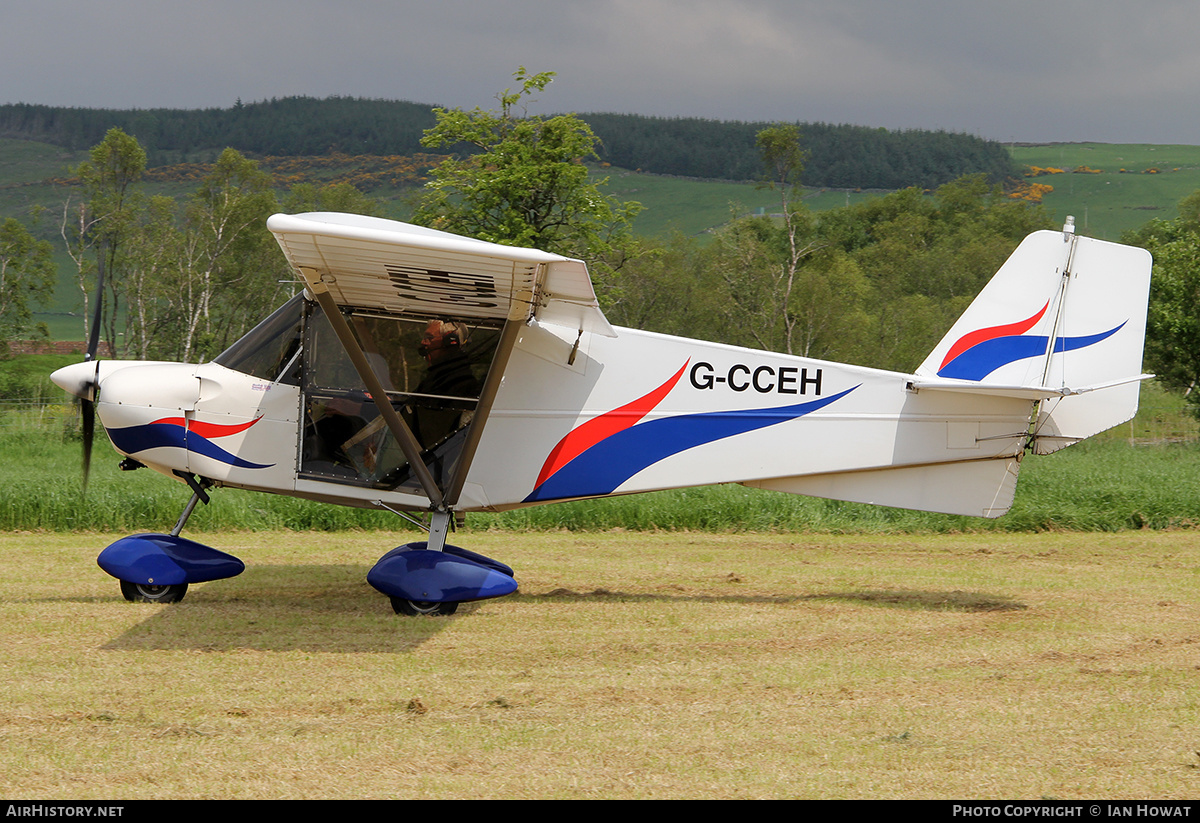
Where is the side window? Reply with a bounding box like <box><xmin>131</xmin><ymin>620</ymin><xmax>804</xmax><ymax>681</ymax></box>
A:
<box><xmin>300</xmin><ymin>304</ymin><xmax>501</xmax><ymax>489</ymax></box>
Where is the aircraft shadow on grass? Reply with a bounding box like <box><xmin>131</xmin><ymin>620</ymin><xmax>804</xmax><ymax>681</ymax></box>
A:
<box><xmin>82</xmin><ymin>568</ymin><xmax>1028</xmax><ymax>653</ymax></box>
<box><xmin>533</xmin><ymin>587</ymin><xmax>1028</xmax><ymax>612</ymax></box>
<box><xmin>94</xmin><ymin>564</ymin><xmax>450</xmax><ymax>653</ymax></box>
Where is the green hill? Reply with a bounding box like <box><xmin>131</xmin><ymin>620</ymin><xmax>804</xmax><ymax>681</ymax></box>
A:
<box><xmin>1008</xmin><ymin>143</ymin><xmax>1200</xmax><ymax>240</ymax></box>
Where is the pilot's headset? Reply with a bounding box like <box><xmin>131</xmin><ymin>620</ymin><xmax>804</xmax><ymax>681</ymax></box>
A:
<box><xmin>441</xmin><ymin>321</ymin><xmax>470</xmax><ymax>350</ymax></box>
<box><xmin>420</xmin><ymin>320</ymin><xmax>470</xmax><ymax>357</ymax></box>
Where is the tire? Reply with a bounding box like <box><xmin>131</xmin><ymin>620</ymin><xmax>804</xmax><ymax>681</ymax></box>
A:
<box><xmin>390</xmin><ymin>597</ymin><xmax>458</xmax><ymax>616</ymax></box>
<box><xmin>120</xmin><ymin>580</ymin><xmax>189</xmax><ymax>604</ymax></box>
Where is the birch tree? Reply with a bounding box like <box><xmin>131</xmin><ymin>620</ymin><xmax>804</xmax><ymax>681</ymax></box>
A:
<box><xmin>171</xmin><ymin>148</ymin><xmax>281</xmax><ymax>361</ymax></box>
<box><xmin>74</xmin><ymin>127</ymin><xmax>146</xmax><ymax>357</ymax></box>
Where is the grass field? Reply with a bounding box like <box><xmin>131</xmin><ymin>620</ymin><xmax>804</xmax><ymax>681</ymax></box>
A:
<box><xmin>1008</xmin><ymin>143</ymin><xmax>1200</xmax><ymax>240</ymax></box>
<box><xmin>2</xmin><ymin>530</ymin><xmax>1198</xmax><ymax>799</ymax></box>
<box><xmin>2</xmin><ymin>374</ymin><xmax>1197</xmax><ymax>798</ymax></box>
<box><xmin>598</xmin><ymin>167</ymin><xmax>882</xmax><ymax>237</ymax></box>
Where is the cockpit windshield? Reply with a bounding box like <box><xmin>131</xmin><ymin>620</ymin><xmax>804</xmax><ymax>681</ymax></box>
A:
<box><xmin>214</xmin><ymin>293</ymin><xmax>305</xmax><ymax>385</ymax></box>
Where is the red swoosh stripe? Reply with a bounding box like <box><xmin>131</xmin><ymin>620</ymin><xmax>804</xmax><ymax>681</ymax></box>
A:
<box><xmin>150</xmin><ymin>416</ymin><xmax>262</xmax><ymax>439</ymax></box>
<box><xmin>535</xmin><ymin>362</ymin><xmax>689</xmax><ymax>488</ymax></box>
<box><xmin>940</xmin><ymin>301</ymin><xmax>1049</xmax><ymax>371</ymax></box>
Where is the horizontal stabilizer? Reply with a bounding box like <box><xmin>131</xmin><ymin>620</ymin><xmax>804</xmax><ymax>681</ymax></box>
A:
<box><xmin>908</xmin><ymin>373</ymin><xmax>1153</xmax><ymax>401</ymax></box>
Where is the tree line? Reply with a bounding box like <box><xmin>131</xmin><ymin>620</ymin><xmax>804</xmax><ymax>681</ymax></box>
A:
<box><xmin>0</xmin><ymin>98</ymin><xmax>438</xmax><ymax>163</ymax></box>
<box><xmin>584</xmin><ymin>115</ymin><xmax>1017</xmax><ymax>189</ymax></box>
<box><xmin>1125</xmin><ymin>191</ymin><xmax>1200</xmax><ymax>417</ymax></box>
<box><xmin>0</xmin><ymin>97</ymin><xmax>1018</xmax><ymax>189</ymax></box>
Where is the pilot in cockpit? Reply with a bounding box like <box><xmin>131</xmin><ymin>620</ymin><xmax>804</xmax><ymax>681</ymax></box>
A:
<box><xmin>408</xmin><ymin>320</ymin><xmax>482</xmax><ymax>453</ymax></box>
<box><xmin>415</xmin><ymin>320</ymin><xmax>480</xmax><ymax>399</ymax></box>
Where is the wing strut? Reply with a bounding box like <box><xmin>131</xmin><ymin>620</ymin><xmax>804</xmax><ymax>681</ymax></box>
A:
<box><xmin>303</xmin><ymin>269</ymin><xmax>446</xmax><ymax>511</ymax></box>
<box><xmin>443</xmin><ymin>291</ymin><xmax>532</xmax><ymax>508</ymax></box>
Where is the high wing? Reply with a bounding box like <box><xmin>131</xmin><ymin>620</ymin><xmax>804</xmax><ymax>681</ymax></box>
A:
<box><xmin>267</xmin><ymin>212</ymin><xmax>614</xmax><ymax>336</ymax></box>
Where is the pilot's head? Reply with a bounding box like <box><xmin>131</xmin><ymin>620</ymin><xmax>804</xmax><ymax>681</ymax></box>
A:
<box><xmin>419</xmin><ymin>320</ymin><xmax>469</xmax><ymax>363</ymax></box>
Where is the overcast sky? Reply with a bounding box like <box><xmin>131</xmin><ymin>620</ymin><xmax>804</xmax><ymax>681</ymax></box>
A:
<box><xmin>3</xmin><ymin>0</ymin><xmax>1197</xmax><ymax>144</ymax></box>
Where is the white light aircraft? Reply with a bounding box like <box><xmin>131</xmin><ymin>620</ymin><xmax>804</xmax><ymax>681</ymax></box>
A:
<box><xmin>51</xmin><ymin>213</ymin><xmax>1151</xmax><ymax>615</ymax></box>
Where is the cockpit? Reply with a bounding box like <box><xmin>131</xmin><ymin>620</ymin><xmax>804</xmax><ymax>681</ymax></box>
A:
<box><xmin>215</xmin><ymin>294</ymin><xmax>501</xmax><ymax>491</ymax></box>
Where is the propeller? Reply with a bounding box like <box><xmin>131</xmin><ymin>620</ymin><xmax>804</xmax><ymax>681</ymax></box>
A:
<box><xmin>80</xmin><ymin>244</ymin><xmax>106</xmax><ymax>493</ymax></box>
<box><xmin>79</xmin><ymin>359</ymin><xmax>100</xmax><ymax>492</ymax></box>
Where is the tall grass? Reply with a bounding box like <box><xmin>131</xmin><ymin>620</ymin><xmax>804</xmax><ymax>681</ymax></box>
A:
<box><xmin>2</xmin><ymin>394</ymin><xmax>1198</xmax><ymax>534</ymax></box>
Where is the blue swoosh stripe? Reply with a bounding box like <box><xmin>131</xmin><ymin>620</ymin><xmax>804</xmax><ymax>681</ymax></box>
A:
<box><xmin>526</xmin><ymin>385</ymin><xmax>858</xmax><ymax>502</ymax></box>
<box><xmin>937</xmin><ymin>323</ymin><xmax>1125</xmax><ymax>381</ymax></box>
<box><xmin>107</xmin><ymin>422</ymin><xmax>274</xmax><ymax>469</ymax></box>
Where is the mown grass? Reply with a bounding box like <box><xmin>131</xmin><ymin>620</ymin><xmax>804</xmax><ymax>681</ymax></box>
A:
<box><xmin>2</xmin><ymin>530</ymin><xmax>1198</xmax><ymax>798</ymax></box>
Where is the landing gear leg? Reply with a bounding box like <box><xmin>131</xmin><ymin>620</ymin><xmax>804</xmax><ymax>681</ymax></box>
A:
<box><xmin>170</xmin><ymin>473</ymin><xmax>211</xmax><ymax>536</ymax></box>
<box><xmin>427</xmin><ymin>509</ymin><xmax>452</xmax><ymax>552</ymax></box>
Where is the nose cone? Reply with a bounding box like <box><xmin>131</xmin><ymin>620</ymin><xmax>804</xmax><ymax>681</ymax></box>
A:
<box><xmin>51</xmin><ymin>360</ymin><xmax>100</xmax><ymax>401</ymax></box>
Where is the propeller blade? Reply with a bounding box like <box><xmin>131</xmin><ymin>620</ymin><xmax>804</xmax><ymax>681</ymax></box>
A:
<box><xmin>86</xmin><ymin>243</ymin><xmax>106</xmax><ymax>362</ymax></box>
<box><xmin>81</xmin><ymin>243</ymin><xmax>105</xmax><ymax>494</ymax></box>
<box><xmin>81</xmin><ymin>396</ymin><xmax>94</xmax><ymax>493</ymax></box>
<box><xmin>79</xmin><ymin>358</ymin><xmax>100</xmax><ymax>494</ymax></box>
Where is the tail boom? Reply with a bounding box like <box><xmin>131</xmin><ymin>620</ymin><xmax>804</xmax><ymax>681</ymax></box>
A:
<box><xmin>461</xmin><ymin>223</ymin><xmax>1150</xmax><ymax>518</ymax></box>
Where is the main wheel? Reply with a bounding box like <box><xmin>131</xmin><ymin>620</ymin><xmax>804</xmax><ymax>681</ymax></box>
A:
<box><xmin>120</xmin><ymin>580</ymin><xmax>189</xmax><ymax>604</ymax></box>
<box><xmin>390</xmin><ymin>597</ymin><xmax>458</xmax><ymax>616</ymax></box>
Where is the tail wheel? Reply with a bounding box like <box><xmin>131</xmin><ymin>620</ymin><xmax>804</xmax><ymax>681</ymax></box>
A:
<box><xmin>120</xmin><ymin>580</ymin><xmax>189</xmax><ymax>604</ymax></box>
<box><xmin>390</xmin><ymin>597</ymin><xmax>457</xmax><ymax>616</ymax></box>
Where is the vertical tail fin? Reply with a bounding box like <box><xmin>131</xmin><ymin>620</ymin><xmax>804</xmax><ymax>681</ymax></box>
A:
<box><xmin>917</xmin><ymin>221</ymin><xmax>1152</xmax><ymax>453</ymax></box>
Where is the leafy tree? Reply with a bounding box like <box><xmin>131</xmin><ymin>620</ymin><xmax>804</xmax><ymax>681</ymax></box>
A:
<box><xmin>1145</xmin><ymin>239</ymin><xmax>1200</xmax><ymax>409</ymax></box>
<box><xmin>757</xmin><ymin>124</ymin><xmax>808</xmax><ymax>196</ymax></box>
<box><xmin>815</xmin><ymin>177</ymin><xmax>1049</xmax><ymax>370</ymax></box>
<box><xmin>784</xmin><ymin>249</ymin><xmax>872</xmax><ymax>363</ymax></box>
<box><xmin>282</xmin><ymin>182</ymin><xmax>381</xmax><ymax>217</ymax></box>
<box><xmin>704</xmin><ymin>214</ymin><xmax>798</xmax><ymax>352</ymax></box>
<box><xmin>0</xmin><ymin>216</ymin><xmax>55</xmax><ymax>352</ymax></box>
<box><xmin>603</xmin><ymin>233</ymin><xmax>717</xmax><ymax>338</ymax></box>
<box><xmin>121</xmin><ymin>195</ymin><xmax>182</xmax><ymax>360</ymax></box>
<box><xmin>1129</xmin><ymin>192</ymin><xmax>1200</xmax><ymax>415</ymax></box>
<box><xmin>413</xmin><ymin>68</ymin><xmax>641</xmax><ymax>271</ymax></box>
<box><xmin>1176</xmin><ymin>189</ymin><xmax>1200</xmax><ymax>228</ymax></box>
<box><xmin>751</xmin><ymin>124</ymin><xmax>828</xmax><ymax>355</ymax></box>
<box><xmin>73</xmin><ymin>127</ymin><xmax>147</xmax><ymax>357</ymax></box>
